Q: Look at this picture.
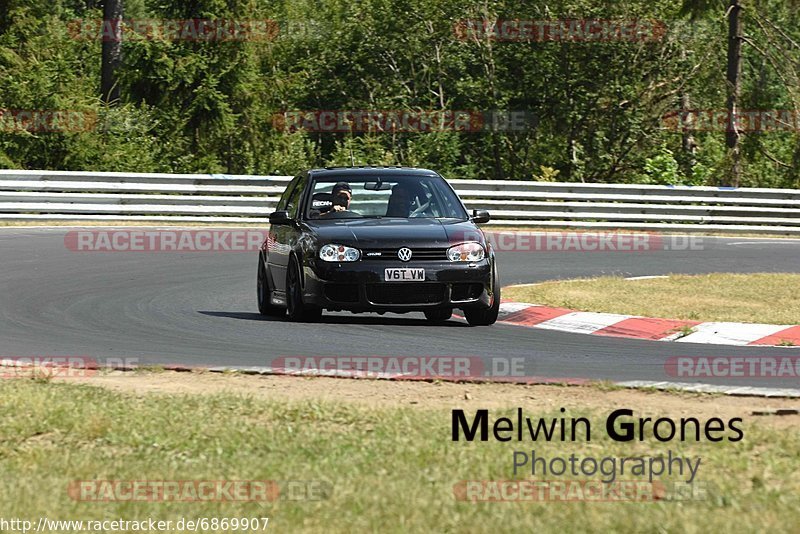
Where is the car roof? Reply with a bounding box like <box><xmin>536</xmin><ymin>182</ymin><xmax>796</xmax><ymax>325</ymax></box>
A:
<box><xmin>308</xmin><ymin>166</ymin><xmax>439</xmax><ymax>178</ymax></box>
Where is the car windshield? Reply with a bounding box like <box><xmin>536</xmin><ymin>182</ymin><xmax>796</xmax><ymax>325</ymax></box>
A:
<box><xmin>305</xmin><ymin>175</ymin><xmax>468</xmax><ymax>220</ymax></box>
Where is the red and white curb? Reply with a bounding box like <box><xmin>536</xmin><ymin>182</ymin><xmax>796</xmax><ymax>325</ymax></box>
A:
<box><xmin>495</xmin><ymin>303</ymin><xmax>800</xmax><ymax>347</ymax></box>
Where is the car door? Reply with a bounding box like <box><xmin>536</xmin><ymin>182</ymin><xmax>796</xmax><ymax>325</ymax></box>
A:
<box><xmin>268</xmin><ymin>174</ymin><xmax>299</xmax><ymax>293</ymax></box>
<box><xmin>269</xmin><ymin>173</ymin><xmax>308</xmax><ymax>292</ymax></box>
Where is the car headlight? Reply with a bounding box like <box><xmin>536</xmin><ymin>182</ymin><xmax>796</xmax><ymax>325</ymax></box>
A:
<box><xmin>319</xmin><ymin>244</ymin><xmax>360</xmax><ymax>262</ymax></box>
<box><xmin>447</xmin><ymin>242</ymin><xmax>485</xmax><ymax>262</ymax></box>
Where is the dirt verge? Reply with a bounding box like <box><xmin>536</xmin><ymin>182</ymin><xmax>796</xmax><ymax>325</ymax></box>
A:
<box><xmin>48</xmin><ymin>369</ymin><xmax>800</xmax><ymax>428</ymax></box>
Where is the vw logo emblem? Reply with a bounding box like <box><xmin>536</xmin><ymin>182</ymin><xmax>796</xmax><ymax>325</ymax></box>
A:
<box><xmin>397</xmin><ymin>247</ymin><xmax>413</xmax><ymax>262</ymax></box>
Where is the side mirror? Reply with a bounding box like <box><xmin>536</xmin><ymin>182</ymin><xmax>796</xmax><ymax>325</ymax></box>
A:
<box><xmin>269</xmin><ymin>210</ymin><xmax>293</xmax><ymax>225</ymax></box>
<box><xmin>471</xmin><ymin>209</ymin><xmax>490</xmax><ymax>224</ymax></box>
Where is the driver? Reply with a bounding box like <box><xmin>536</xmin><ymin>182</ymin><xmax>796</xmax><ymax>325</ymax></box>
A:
<box><xmin>386</xmin><ymin>183</ymin><xmax>431</xmax><ymax>217</ymax></box>
<box><xmin>321</xmin><ymin>182</ymin><xmax>353</xmax><ymax>217</ymax></box>
<box><xmin>385</xmin><ymin>183</ymin><xmax>413</xmax><ymax>217</ymax></box>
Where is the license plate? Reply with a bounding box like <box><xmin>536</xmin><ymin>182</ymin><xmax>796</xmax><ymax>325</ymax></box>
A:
<box><xmin>384</xmin><ymin>268</ymin><xmax>425</xmax><ymax>281</ymax></box>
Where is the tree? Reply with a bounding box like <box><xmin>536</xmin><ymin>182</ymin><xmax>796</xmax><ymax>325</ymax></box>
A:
<box><xmin>100</xmin><ymin>0</ymin><xmax>123</xmax><ymax>104</ymax></box>
<box><xmin>681</xmin><ymin>0</ymin><xmax>743</xmax><ymax>186</ymax></box>
<box><xmin>725</xmin><ymin>0</ymin><xmax>743</xmax><ymax>186</ymax></box>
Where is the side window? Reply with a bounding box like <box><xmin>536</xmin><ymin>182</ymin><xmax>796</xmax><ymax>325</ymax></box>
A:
<box><xmin>276</xmin><ymin>176</ymin><xmax>300</xmax><ymax>212</ymax></box>
<box><xmin>286</xmin><ymin>174</ymin><xmax>308</xmax><ymax>218</ymax></box>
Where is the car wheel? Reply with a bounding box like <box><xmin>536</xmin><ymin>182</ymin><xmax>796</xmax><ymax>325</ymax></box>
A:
<box><xmin>424</xmin><ymin>308</ymin><xmax>452</xmax><ymax>324</ymax></box>
<box><xmin>286</xmin><ymin>255</ymin><xmax>322</xmax><ymax>322</ymax></box>
<box><xmin>464</xmin><ymin>267</ymin><xmax>500</xmax><ymax>326</ymax></box>
<box><xmin>257</xmin><ymin>255</ymin><xmax>285</xmax><ymax>317</ymax></box>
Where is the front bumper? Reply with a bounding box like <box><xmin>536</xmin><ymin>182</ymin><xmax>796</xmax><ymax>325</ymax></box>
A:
<box><xmin>302</xmin><ymin>259</ymin><xmax>494</xmax><ymax>312</ymax></box>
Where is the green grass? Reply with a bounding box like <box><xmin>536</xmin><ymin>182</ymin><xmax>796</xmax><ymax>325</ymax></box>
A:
<box><xmin>1</xmin><ymin>380</ymin><xmax>799</xmax><ymax>533</ymax></box>
<box><xmin>505</xmin><ymin>273</ymin><xmax>800</xmax><ymax>325</ymax></box>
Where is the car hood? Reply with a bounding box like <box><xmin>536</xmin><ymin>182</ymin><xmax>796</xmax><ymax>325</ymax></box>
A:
<box><xmin>305</xmin><ymin>218</ymin><xmax>484</xmax><ymax>248</ymax></box>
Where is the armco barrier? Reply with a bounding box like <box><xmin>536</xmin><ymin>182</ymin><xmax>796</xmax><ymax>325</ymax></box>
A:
<box><xmin>1</xmin><ymin>169</ymin><xmax>799</xmax><ymax>233</ymax></box>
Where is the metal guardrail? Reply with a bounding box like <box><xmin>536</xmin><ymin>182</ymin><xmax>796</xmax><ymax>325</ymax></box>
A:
<box><xmin>1</xmin><ymin>170</ymin><xmax>799</xmax><ymax>233</ymax></box>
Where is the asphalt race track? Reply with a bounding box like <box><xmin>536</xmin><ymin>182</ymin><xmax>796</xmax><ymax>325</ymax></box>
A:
<box><xmin>1</xmin><ymin>227</ymin><xmax>799</xmax><ymax>389</ymax></box>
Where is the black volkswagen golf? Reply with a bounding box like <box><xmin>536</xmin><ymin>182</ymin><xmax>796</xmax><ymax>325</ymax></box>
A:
<box><xmin>257</xmin><ymin>166</ymin><xmax>499</xmax><ymax>326</ymax></box>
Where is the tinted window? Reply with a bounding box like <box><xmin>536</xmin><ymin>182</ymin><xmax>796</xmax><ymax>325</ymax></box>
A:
<box><xmin>276</xmin><ymin>175</ymin><xmax>301</xmax><ymax>211</ymax></box>
<box><xmin>286</xmin><ymin>174</ymin><xmax>308</xmax><ymax>218</ymax></box>
<box><xmin>305</xmin><ymin>175</ymin><xmax>467</xmax><ymax>220</ymax></box>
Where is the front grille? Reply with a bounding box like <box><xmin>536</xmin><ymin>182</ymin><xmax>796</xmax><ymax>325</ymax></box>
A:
<box><xmin>324</xmin><ymin>283</ymin><xmax>360</xmax><ymax>303</ymax></box>
<box><xmin>366</xmin><ymin>283</ymin><xmax>445</xmax><ymax>305</ymax></box>
<box><xmin>361</xmin><ymin>248</ymin><xmax>447</xmax><ymax>261</ymax></box>
<box><xmin>451</xmin><ymin>283</ymin><xmax>483</xmax><ymax>301</ymax></box>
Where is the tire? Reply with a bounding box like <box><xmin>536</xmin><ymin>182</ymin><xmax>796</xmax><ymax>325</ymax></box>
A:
<box><xmin>424</xmin><ymin>308</ymin><xmax>452</xmax><ymax>324</ymax></box>
<box><xmin>286</xmin><ymin>255</ymin><xmax>322</xmax><ymax>322</ymax></box>
<box><xmin>257</xmin><ymin>255</ymin><xmax>285</xmax><ymax>317</ymax></box>
<box><xmin>464</xmin><ymin>267</ymin><xmax>500</xmax><ymax>326</ymax></box>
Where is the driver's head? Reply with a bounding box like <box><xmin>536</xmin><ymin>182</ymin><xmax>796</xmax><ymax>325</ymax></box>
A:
<box><xmin>392</xmin><ymin>183</ymin><xmax>411</xmax><ymax>202</ymax></box>
<box><xmin>386</xmin><ymin>183</ymin><xmax>413</xmax><ymax>217</ymax></box>
<box><xmin>331</xmin><ymin>182</ymin><xmax>352</xmax><ymax>208</ymax></box>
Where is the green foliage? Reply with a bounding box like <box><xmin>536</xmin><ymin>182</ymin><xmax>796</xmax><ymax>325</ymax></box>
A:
<box><xmin>327</xmin><ymin>135</ymin><xmax>396</xmax><ymax>167</ymax></box>
<box><xmin>0</xmin><ymin>0</ymin><xmax>797</xmax><ymax>187</ymax></box>
<box><xmin>643</xmin><ymin>145</ymin><xmax>681</xmax><ymax>185</ymax></box>
<box><xmin>534</xmin><ymin>165</ymin><xmax>560</xmax><ymax>182</ymax></box>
